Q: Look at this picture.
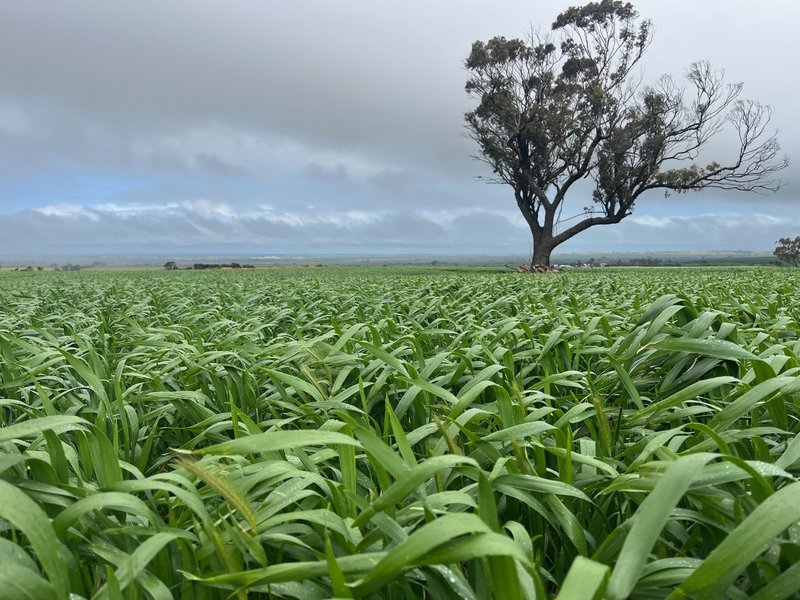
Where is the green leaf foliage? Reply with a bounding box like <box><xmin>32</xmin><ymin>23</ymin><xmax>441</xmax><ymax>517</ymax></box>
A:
<box><xmin>1</xmin><ymin>266</ymin><xmax>799</xmax><ymax>598</ymax></box>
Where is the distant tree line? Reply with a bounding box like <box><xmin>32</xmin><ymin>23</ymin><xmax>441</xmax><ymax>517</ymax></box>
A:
<box><xmin>5</xmin><ymin>264</ymin><xmax>79</xmax><ymax>271</ymax></box>
<box><xmin>56</xmin><ymin>264</ymin><xmax>83</xmax><ymax>271</ymax></box>
<box><xmin>163</xmin><ymin>262</ymin><xmax>255</xmax><ymax>270</ymax></box>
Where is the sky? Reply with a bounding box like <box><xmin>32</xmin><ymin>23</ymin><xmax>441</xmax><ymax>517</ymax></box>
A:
<box><xmin>1</xmin><ymin>0</ymin><xmax>799</xmax><ymax>257</ymax></box>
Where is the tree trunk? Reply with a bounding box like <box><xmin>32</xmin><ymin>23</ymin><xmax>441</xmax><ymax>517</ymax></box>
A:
<box><xmin>518</xmin><ymin>200</ymin><xmax>556</xmax><ymax>268</ymax></box>
<box><xmin>530</xmin><ymin>233</ymin><xmax>554</xmax><ymax>268</ymax></box>
<box><xmin>527</xmin><ymin>210</ymin><xmax>625</xmax><ymax>268</ymax></box>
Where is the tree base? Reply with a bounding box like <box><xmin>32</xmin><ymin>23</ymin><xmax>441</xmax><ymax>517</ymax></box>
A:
<box><xmin>506</xmin><ymin>264</ymin><xmax>563</xmax><ymax>273</ymax></box>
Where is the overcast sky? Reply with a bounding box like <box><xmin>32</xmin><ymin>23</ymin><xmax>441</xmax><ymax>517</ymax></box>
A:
<box><xmin>1</xmin><ymin>0</ymin><xmax>799</xmax><ymax>256</ymax></box>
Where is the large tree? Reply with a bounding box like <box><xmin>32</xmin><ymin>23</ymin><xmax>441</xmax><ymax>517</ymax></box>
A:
<box><xmin>465</xmin><ymin>1</ymin><xmax>787</xmax><ymax>267</ymax></box>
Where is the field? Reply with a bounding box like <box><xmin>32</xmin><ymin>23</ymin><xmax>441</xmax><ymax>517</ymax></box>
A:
<box><xmin>1</xmin><ymin>267</ymin><xmax>799</xmax><ymax>599</ymax></box>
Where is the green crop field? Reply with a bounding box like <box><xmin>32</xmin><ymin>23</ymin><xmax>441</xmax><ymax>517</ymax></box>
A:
<box><xmin>1</xmin><ymin>267</ymin><xmax>799</xmax><ymax>599</ymax></box>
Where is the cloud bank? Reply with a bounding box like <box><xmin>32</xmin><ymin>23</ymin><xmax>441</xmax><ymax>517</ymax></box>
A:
<box><xmin>1</xmin><ymin>0</ymin><xmax>799</xmax><ymax>255</ymax></box>
<box><xmin>2</xmin><ymin>201</ymin><xmax>797</xmax><ymax>256</ymax></box>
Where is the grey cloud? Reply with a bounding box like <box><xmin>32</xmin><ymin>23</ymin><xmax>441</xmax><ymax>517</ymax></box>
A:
<box><xmin>4</xmin><ymin>1</ymin><xmax>795</xmax><ymax>177</ymax></box>
<box><xmin>0</xmin><ymin>1</ymin><xmax>479</xmax><ymax>174</ymax></box>
<box><xmin>0</xmin><ymin>202</ymin><xmax>470</xmax><ymax>254</ymax></box>
<box><xmin>303</xmin><ymin>163</ymin><xmax>351</xmax><ymax>186</ymax></box>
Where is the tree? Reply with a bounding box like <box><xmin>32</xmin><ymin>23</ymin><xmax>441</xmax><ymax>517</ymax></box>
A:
<box><xmin>465</xmin><ymin>0</ymin><xmax>788</xmax><ymax>267</ymax></box>
<box><xmin>774</xmin><ymin>236</ymin><xmax>800</xmax><ymax>266</ymax></box>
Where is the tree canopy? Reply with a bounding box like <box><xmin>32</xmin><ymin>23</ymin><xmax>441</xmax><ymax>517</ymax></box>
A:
<box><xmin>465</xmin><ymin>0</ymin><xmax>788</xmax><ymax>266</ymax></box>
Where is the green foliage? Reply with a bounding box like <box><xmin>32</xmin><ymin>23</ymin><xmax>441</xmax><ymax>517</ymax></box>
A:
<box><xmin>1</xmin><ymin>267</ymin><xmax>800</xmax><ymax>598</ymax></box>
<box><xmin>774</xmin><ymin>236</ymin><xmax>800</xmax><ymax>266</ymax></box>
